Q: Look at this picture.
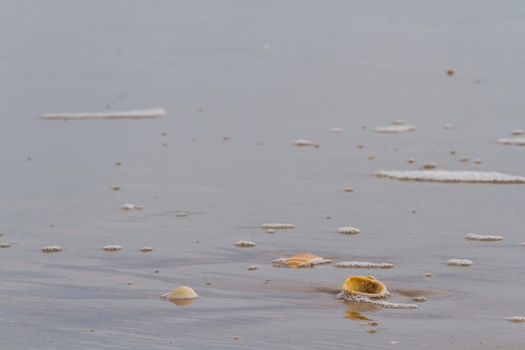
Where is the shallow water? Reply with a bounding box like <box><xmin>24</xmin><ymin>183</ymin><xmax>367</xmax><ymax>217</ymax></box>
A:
<box><xmin>1</xmin><ymin>1</ymin><xmax>525</xmax><ymax>349</ymax></box>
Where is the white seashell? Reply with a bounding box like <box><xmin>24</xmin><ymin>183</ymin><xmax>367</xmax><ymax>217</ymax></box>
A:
<box><xmin>375</xmin><ymin>170</ymin><xmax>525</xmax><ymax>184</ymax></box>
<box><xmin>446</xmin><ymin>259</ymin><xmax>472</xmax><ymax>266</ymax></box>
<box><xmin>443</xmin><ymin>123</ymin><xmax>455</xmax><ymax>129</ymax></box>
<box><xmin>293</xmin><ymin>139</ymin><xmax>319</xmax><ymax>148</ymax></box>
<box><xmin>102</xmin><ymin>245</ymin><xmax>122</xmax><ymax>251</ymax></box>
<box><xmin>338</xmin><ymin>227</ymin><xmax>361</xmax><ymax>235</ymax></box>
<box><xmin>41</xmin><ymin>108</ymin><xmax>166</xmax><ymax>120</ymax></box>
<box><xmin>507</xmin><ymin>316</ymin><xmax>525</xmax><ymax>323</ymax></box>
<box><xmin>139</xmin><ymin>246</ymin><xmax>154</xmax><ymax>252</ymax></box>
<box><xmin>335</xmin><ymin>261</ymin><xmax>394</xmax><ymax>269</ymax></box>
<box><xmin>375</xmin><ymin>125</ymin><xmax>416</xmax><ymax>133</ymax></box>
<box><xmin>511</xmin><ymin>129</ymin><xmax>524</xmax><ymax>136</ymax></box>
<box><xmin>464</xmin><ymin>234</ymin><xmax>503</xmax><ymax>241</ymax></box>
<box><xmin>121</xmin><ymin>203</ymin><xmax>143</xmax><ymax>210</ymax></box>
<box><xmin>247</xmin><ymin>265</ymin><xmax>258</xmax><ymax>271</ymax></box>
<box><xmin>261</xmin><ymin>223</ymin><xmax>295</xmax><ymax>229</ymax></box>
<box><xmin>498</xmin><ymin>137</ymin><xmax>525</xmax><ymax>146</ymax></box>
<box><xmin>0</xmin><ymin>243</ymin><xmax>11</xmax><ymax>248</ymax></box>
<box><xmin>234</xmin><ymin>241</ymin><xmax>256</xmax><ymax>248</ymax></box>
<box><xmin>41</xmin><ymin>245</ymin><xmax>63</xmax><ymax>253</ymax></box>
<box><xmin>162</xmin><ymin>286</ymin><xmax>198</xmax><ymax>301</ymax></box>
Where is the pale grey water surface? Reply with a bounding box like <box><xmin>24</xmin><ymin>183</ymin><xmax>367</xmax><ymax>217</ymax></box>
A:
<box><xmin>1</xmin><ymin>1</ymin><xmax>525</xmax><ymax>349</ymax></box>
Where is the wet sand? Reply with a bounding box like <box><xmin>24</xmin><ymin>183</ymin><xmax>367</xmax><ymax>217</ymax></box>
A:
<box><xmin>1</xmin><ymin>1</ymin><xmax>525</xmax><ymax>349</ymax></box>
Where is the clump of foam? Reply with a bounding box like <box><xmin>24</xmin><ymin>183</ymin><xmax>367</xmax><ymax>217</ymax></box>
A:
<box><xmin>293</xmin><ymin>139</ymin><xmax>319</xmax><ymax>148</ymax></box>
<box><xmin>446</xmin><ymin>259</ymin><xmax>472</xmax><ymax>266</ymax></box>
<box><xmin>465</xmin><ymin>234</ymin><xmax>503</xmax><ymax>241</ymax></box>
<box><xmin>507</xmin><ymin>316</ymin><xmax>525</xmax><ymax>323</ymax></box>
<box><xmin>335</xmin><ymin>261</ymin><xmax>394</xmax><ymax>269</ymax></box>
<box><xmin>261</xmin><ymin>223</ymin><xmax>295</xmax><ymax>229</ymax></box>
<box><xmin>338</xmin><ymin>227</ymin><xmax>361</xmax><ymax>235</ymax></box>
<box><xmin>234</xmin><ymin>241</ymin><xmax>256</xmax><ymax>248</ymax></box>
<box><xmin>337</xmin><ymin>293</ymin><xmax>418</xmax><ymax>309</ymax></box>
<box><xmin>498</xmin><ymin>138</ymin><xmax>525</xmax><ymax>146</ymax></box>
<box><xmin>41</xmin><ymin>108</ymin><xmax>166</xmax><ymax>120</ymax></box>
<box><xmin>375</xmin><ymin>170</ymin><xmax>525</xmax><ymax>184</ymax></box>
<box><xmin>375</xmin><ymin>125</ymin><xmax>416</xmax><ymax>133</ymax></box>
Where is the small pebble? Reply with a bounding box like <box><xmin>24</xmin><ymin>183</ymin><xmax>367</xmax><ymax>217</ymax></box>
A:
<box><xmin>511</xmin><ymin>129</ymin><xmax>524</xmax><ymax>136</ymax></box>
<box><xmin>368</xmin><ymin>321</ymin><xmax>379</xmax><ymax>327</ymax></box>
<box><xmin>459</xmin><ymin>157</ymin><xmax>469</xmax><ymax>162</ymax></box>
<box><xmin>421</xmin><ymin>162</ymin><xmax>437</xmax><ymax>170</ymax></box>
<box><xmin>357</xmin><ymin>144</ymin><xmax>364</xmax><ymax>149</ymax></box>
<box><xmin>112</xmin><ymin>186</ymin><xmax>120</xmax><ymax>191</ymax></box>
<box><xmin>42</xmin><ymin>246</ymin><xmax>63</xmax><ymax>253</ymax></box>
<box><xmin>1</xmin><ymin>243</ymin><xmax>11</xmax><ymax>248</ymax></box>
<box><xmin>248</xmin><ymin>265</ymin><xmax>258</xmax><ymax>271</ymax></box>
<box><xmin>367</xmin><ymin>329</ymin><xmax>377</xmax><ymax>334</ymax></box>
<box><xmin>115</xmin><ymin>161</ymin><xmax>123</xmax><ymax>166</ymax></box>
<box><xmin>367</xmin><ymin>156</ymin><xmax>375</xmax><ymax>160</ymax></box>
<box><xmin>140</xmin><ymin>246</ymin><xmax>154</xmax><ymax>253</ymax></box>
<box><xmin>407</xmin><ymin>158</ymin><xmax>416</xmax><ymax>164</ymax></box>
<box><xmin>449</xmin><ymin>150</ymin><xmax>456</xmax><ymax>155</ymax></box>
<box><xmin>425</xmin><ymin>273</ymin><xmax>433</xmax><ymax>277</ymax></box>
<box><xmin>446</xmin><ymin>69</ymin><xmax>455</xmax><ymax>76</ymax></box>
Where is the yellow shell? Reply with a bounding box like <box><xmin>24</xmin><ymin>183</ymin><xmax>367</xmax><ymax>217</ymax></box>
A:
<box><xmin>342</xmin><ymin>276</ymin><xmax>389</xmax><ymax>298</ymax></box>
<box><xmin>286</xmin><ymin>253</ymin><xmax>323</xmax><ymax>268</ymax></box>
<box><xmin>163</xmin><ymin>286</ymin><xmax>198</xmax><ymax>302</ymax></box>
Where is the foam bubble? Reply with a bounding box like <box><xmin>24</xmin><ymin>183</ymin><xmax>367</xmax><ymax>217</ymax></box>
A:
<box><xmin>41</xmin><ymin>108</ymin><xmax>166</xmax><ymax>120</ymax></box>
<box><xmin>335</xmin><ymin>261</ymin><xmax>394</xmax><ymax>269</ymax></box>
<box><xmin>465</xmin><ymin>234</ymin><xmax>503</xmax><ymax>241</ymax></box>
<box><xmin>375</xmin><ymin>170</ymin><xmax>525</xmax><ymax>184</ymax></box>
<box><xmin>375</xmin><ymin>125</ymin><xmax>416</xmax><ymax>133</ymax></box>
<box><xmin>498</xmin><ymin>138</ymin><xmax>525</xmax><ymax>146</ymax></box>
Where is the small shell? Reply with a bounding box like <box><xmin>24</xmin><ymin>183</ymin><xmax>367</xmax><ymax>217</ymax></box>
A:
<box><xmin>464</xmin><ymin>234</ymin><xmax>503</xmax><ymax>242</ymax></box>
<box><xmin>139</xmin><ymin>246</ymin><xmax>154</xmax><ymax>252</ymax></box>
<box><xmin>338</xmin><ymin>227</ymin><xmax>361</xmax><ymax>235</ymax></box>
<box><xmin>261</xmin><ymin>223</ymin><xmax>295</xmax><ymax>229</ymax></box>
<box><xmin>341</xmin><ymin>276</ymin><xmax>389</xmax><ymax>298</ymax></box>
<box><xmin>344</xmin><ymin>187</ymin><xmax>354</xmax><ymax>192</ymax></box>
<box><xmin>247</xmin><ymin>265</ymin><xmax>258</xmax><ymax>271</ymax></box>
<box><xmin>42</xmin><ymin>245</ymin><xmax>63</xmax><ymax>253</ymax></box>
<box><xmin>507</xmin><ymin>316</ymin><xmax>525</xmax><ymax>323</ymax></box>
<box><xmin>234</xmin><ymin>241</ymin><xmax>256</xmax><ymax>248</ymax></box>
<box><xmin>293</xmin><ymin>139</ymin><xmax>319</xmax><ymax>148</ymax></box>
<box><xmin>335</xmin><ymin>261</ymin><xmax>394</xmax><ymax>269</ymax></box>
<box><xmin>162</xmin><ymin>286</ymin><xmax>198</xmax><ymax>301</ymax></box>
<box><xmin>121</xmin><ymin>203</ymin><xmax>143</xmax><ymax>210</ymax></box>
<box><xmin>273</xmin><ymin>253</ymin><xmax>332</xmax><ymax>268</ymax></box>
<box><xmin>264</xmin><ymin>228</ymin><xmax>276</xmax><ymax>234</ymax></box>
<box><xmin>446</xmin><ymin>259</ymin><xmax>472</xmax><ymax>266</ymax></box>
<box><xmin>511</xmin><ymin>129</ymin><xmax>524</xmax><ymax>136</ymax></box>
<box><xmin>102</xmin><ymin>245</ymin><xmax>122</xmax><ymax>252</ymax></box>
<box><xmin>0</xmin><ymin>243</ymin><xmax>11</xmax><ymax>248</ymax></box>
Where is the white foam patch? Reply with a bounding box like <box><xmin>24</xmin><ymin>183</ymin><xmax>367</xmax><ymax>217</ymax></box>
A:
<box><xmin>41</xmin><ymin>108</ymin><xmax>166</xmax><ymax>120</ymax></box>
<box><xmin>335</xmin><ymin>261</ymin><xmax>394</xmax><ymax>269</ymax></box>
<box><xmin>465</xmin><ymin>234</ymin><xmax>503</xmax><ymax>241</ymax></box>
<box><xmin>261</xmin><ymin>223</ymin><xmax>295</xmax><ymax>229</ymax></box>
<box><xmin>447</xmin><ymin>259</ymin><xmax>472</xmax><ymax>266</ymax></box>
<box><xmin>234</xmin><ymin>240</ymin><xmax>256</xmax><ymax>247</ymax></box>
<box><xmin>338</xmin><ymin>226</ymin><xmax>361</xmax><ymax>234</ymax></box>
<box><xmin>337</xmin><ymin>293</ymin><xmax>418</xmax><ymax>309</ymax></box>
<box><xmin>375</xmin><ymin>170</ymin><xmax>525</xmax><ymax>184</ymax></box>
<box><xmin>375</xmin><ymin>125</ymin><xmax>416</xmax><ymax>133</ymax></box>
<box><xmin>293</xmin><ymin>139</ymin><xmax>319</xmax><ymax>147</ymax></box>
<box><xmin>498</xmin><ymin>138</ymin><xmax>525</xmax><ymax>146</ymax></box>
